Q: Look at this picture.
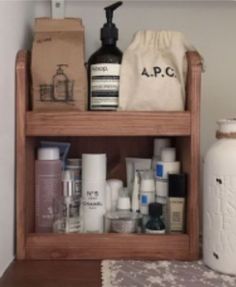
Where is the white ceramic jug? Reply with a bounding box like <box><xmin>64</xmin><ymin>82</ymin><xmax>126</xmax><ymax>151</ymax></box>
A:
<box><xmin>203</xmin><ymin>119</ymin><xmax>236</xmax><ymax>275</ymax></box>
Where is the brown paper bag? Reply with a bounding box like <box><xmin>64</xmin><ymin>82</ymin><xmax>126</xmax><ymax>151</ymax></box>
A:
<box><xmin>31</xmin><ymin>18</ymin><xmax>87</xmax><ymax>111</ymax></box>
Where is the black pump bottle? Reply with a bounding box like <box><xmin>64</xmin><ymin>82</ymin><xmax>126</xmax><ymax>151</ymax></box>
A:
<box><xmin>88</xmin><ymin>1</ymin><xmax>123</xmax><ymax>111</ymax></box>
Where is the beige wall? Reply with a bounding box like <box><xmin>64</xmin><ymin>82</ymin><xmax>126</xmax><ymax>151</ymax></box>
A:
<box><xmin>0</xmin><ymin>0</ymin><xmax>34</xmax><ymax>277</ymax></box>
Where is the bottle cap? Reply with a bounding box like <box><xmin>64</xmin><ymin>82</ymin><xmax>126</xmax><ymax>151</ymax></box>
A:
<box><xmin>161</xmin><ymin>147</ymin><xmax>176</xmax><ymax>162</ymax></box>
<box><xmin>117</xmin><ymin>196</ymin><xmax>130</xmax><ymax>210</ymax></box>
<box><xmin>38</xmin><ymin>147</ymin><xmax>60</xmax><ymax>160</ymax></box>
<box><xmin>168</xmin><ymin>174</ymin><xmax>186</xmax><ymax>197</ymax></box>
<box><xmin>153</xmin><ymin>138</ymin><xmax>171</xmax><ymax>157</ymax></box>
<box><xmin>148</xmin><ymin>202</ymin><xmax>162</xmax><ymax>217</ymax></box>
<box><xmin>101</xmin><ymin>1</ymin><xmax>123</xmax><ymax>44</ymax></box>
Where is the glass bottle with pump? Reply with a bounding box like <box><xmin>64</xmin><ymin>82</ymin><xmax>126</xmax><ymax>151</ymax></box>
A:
<box><xmin>88</xmin><ymin>1</ymin><xmax>123</xmax><ymax>111</ymax></box>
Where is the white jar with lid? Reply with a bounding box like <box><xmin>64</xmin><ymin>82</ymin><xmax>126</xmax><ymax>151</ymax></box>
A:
<box><xmin>203</xmin><ymin>119</ymin><xmax>236</xmax><ymax>275</ymax></box>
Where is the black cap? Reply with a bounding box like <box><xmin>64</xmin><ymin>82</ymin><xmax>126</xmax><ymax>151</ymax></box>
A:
<box><xmin>168</xmin><ymin>174</ymin><xmax>186</xmax><ymax>198</ymax></box>
<box><xmin>101</xmin><ymin>2</ymin><xmax>123</xmax><ymax>44</ymax></box>
<box><xmin>148</xmin><ymin>203</ymin><xmax>163</xmax><ymax>217</ymax></box>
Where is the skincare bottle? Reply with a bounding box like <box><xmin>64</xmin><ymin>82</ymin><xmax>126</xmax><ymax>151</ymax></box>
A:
<box><xmin>152</xmin><ymin>138</ymin><xmax>171</xmax><ymax>170</ymax></box>
<box><xmin>106</xmin><ymin>179</ymin><xmax>123</xmax><ymax>211</ymax></box>
<box><xmin>156</xmin><ymin>148</ymin><xmax>180</xmax><ymax>179</ymax></box>
<box><xmin>88</xmin><ymin>1</ymin><xmax>123</xmax><ymax>111</ymax></box>
<box><xmin>82</xmin><ymin>154</ymin><xmax>106</xmax><ymax>233</ymax></box>
<box><xmin>66</xmin><ymin>158</ymin><xmax>82</xmax><ymax>197</ymax></box>
<box><xmin>155</xmin><ymin>179</ymin><xmax>168</xmax><ymax>224</ymax></box>
<box><xmin>167</xmin><ymin>173</ymin><xmax>186</xmax><ymax>233</ymax></box>
<box><xmin>145</xmin><ymin>203</ymin><xmax>165</xmax><ymax>234</ymax></box>
<box><xmin>53</xmin><ymin>170</ymin><xmax>82</xmax><ymax>233</ymax></box>
<box><xmin>139</xmin><ymin>170</ymin><xmax>155</xmax><ymax>215</ymax></box>
<box><xmin>35</xmin><ymin>147</ymin><xmax>62</xmax><ymax>232</ymax></box>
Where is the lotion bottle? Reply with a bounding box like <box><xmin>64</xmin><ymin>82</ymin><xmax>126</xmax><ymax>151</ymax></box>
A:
<box><xmin>35</xmin><ymin>147</ymin><xmax>62</xmax><ymax>233</ymax></box>
<box><xmin>88</xmin><ymin>1</ymin><xmax>123</xmax><ymax>111</ymax></box>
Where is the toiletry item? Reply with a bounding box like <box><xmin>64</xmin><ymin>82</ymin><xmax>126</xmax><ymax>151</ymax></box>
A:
<box><xmin>156</xmin><ymin>148</ymin><xmax>180</xmax><ymax>179</ymax></box>
<box><xmin>67</xmin><ymin>158</ymin><xmax>82</xmax><ymax>197</ymax></box>
<box><xmin>88</xmin><ymin>2</ymin><xmax>123</xmax><ymax>111</ymax></box>
<box><xmin>125</xmin><ymin>157</ymin><xmax>152</xmax><ymax>195</ymax></box>
<box><xmin>32</xmin><ymin>18</ymin><xmax>87</xmax><ymax>111</ymax></box>
<box><xmin>168</xmin><ymin>173</ymin><xmax>186</xmax><ymax>233</ymax></box>
<box><xmin>145</xmin><ymin>203</ymin><xmax>165</xmax><ymax>234</ymax></box>
<box><xmin>131</xmin><ymin>171</ymin><xmax>140</xmax><ymax>212</ymax></box>
<box><xmin>82</xmin><ymin>154</ymin><xmax>106</xmax><ymax>233</ymax></box>
<box><xmin>35</xmin><ymin>147</ymin><xmax>62</xmax><ymax>232</ymax></box>
<box><xmin>105</xmin><ymin>182</ymin><xmax>112</xmax><ymax>212</ymax></box>
<box><xmin>152</xmin><ymin>138</ymin><xmax>171</xmax><ymax>170</ymax></box>
<box><xmin>203</xmin><ymin>119</ymin><xmax>236</xmax><ymax>275</ymax></box>
<box><xmin>105</xmin><ymin>210</ymin><xmax>142</xmax><ymax>233</ymax></box>
<box><xmin>53</xmin><ymin>170</ymin><xmax>82</xmax><ymax>233</ymax></box>
<box><xmin>139</xmin><ymin>170</ymin><xmax>155</xmax><ymax>215</ymax></box>
<box><xmin>117</xmin><ymin>187</ymin><xmax>130</xmax><ymax>210</ymax></box>
<box><xmin>156</xmin><ymin>179</ymin><xmax>168</xmax><ymax>224</ymax></box>
<box><xmin>107</xmin><ymin>179</ymin><xmax>123</xmax><ymax>211</ymax></box>
<box><xmin>40</xmin><ymin>141</ymin><xmax>71</xmax><ymax>169</ymax></box>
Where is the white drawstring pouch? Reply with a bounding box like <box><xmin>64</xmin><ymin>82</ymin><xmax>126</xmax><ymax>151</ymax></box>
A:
<box><xmin>119</xmin><ymin>30</ymin><xmax>196</xmax><ymax>111</ymax></box>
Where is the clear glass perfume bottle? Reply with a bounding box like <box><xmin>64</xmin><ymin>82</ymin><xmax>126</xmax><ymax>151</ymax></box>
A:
<box><xmin>53</xmin><ymin>170</ymin><xmax>83</xmax><ymax>233</ymax></box>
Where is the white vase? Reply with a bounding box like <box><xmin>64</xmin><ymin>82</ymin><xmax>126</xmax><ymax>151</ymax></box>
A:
<box><xmin>203</xmin><ymin>119</ymin><xmax>236</xmax><ymax>275</ymax></box>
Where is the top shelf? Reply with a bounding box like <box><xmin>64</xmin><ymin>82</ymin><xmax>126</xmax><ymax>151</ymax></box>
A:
<box><xmin>16</xmin><ymin>50</ymin><xmax>201</xmax><ymax>137</ymax></box>
<box><xmin>26</xmin><ymin>111</ymin><xmax>191</xmax><ymax>136</ymax></box>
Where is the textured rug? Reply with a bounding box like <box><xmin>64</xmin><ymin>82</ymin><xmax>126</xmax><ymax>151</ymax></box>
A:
<box><xmin>101</xmin><ymin>260</ymin><xmax>236</xmax><ymax>287</ymax></box>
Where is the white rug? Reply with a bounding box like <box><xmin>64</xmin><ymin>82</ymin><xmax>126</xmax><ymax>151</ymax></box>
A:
<box><xmin>102</xmin><ymin>260</ymin><xmax>236</xmax><ymax>287</ymax></box>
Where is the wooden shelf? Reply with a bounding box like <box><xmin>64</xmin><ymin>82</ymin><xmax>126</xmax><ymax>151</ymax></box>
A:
<box><xmin>26</xmin><ymin>111</ymin><xmax>191</xmax><ymax>136</ymax></box>
<box><xmin>26</xmin><ymin>233</ymin><xmax>190</xmax><ymax>260</ymax></box>
<box><xmin>16</xmin><ymin>50</ymin><xmax>202</xmax><ymax>261</ymax></box>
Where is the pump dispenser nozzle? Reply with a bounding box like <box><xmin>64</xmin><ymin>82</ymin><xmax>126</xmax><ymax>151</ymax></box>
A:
<box><xmin>101</xmin><ymin>1</ymin><xmax>123</xmax><ymax>45</ymax></box>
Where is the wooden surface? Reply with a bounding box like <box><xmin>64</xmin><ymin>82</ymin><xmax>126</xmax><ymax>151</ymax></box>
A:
<box><xmin>26</xmin><ymin>233</ymin><xmax>190</xmax><ymax>260</ymax></box>
<box><xmin>0</xmin><ymin>261</ymin><xmax>101</xmax><ymax>287</ymax></box>
<box><xmin>16</xmin><ymin>50</ymin><xmax>202</xmax><ymax>261</ymax></box>
<box><xmin>26</xmin><ymin>111</ymin><xmax>191</xmax><ymax>136</ymax></box>
<box><xmin>186</xmin><ymin>51</ymin><xmax>202</xmax><ymax>259</ymax></box>
<box><xmin>16</xmin><ymin>50</ymin><xmax>29</xmax><ymax>259</ymax></box>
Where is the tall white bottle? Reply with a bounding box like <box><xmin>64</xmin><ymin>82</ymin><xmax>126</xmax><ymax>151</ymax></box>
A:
<box><xmin>82</xmin><ymin>154</ymin><xmax>106</xmax><ymax>233</ymax></box>
<box><xmin>204</xmin><ymin>119</ymin><xmax>236</xmax><ymax>275</ymax></box>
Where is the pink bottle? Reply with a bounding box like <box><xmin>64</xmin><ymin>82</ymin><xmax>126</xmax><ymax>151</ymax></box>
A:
<box><xmin>35</xmin><ymin>147</ymin><xmax>62</xmax><ymax>233</ymax></box>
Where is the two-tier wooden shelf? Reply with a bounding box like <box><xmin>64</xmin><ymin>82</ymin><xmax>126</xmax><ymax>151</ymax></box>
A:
<box><xmin>16</xmin><ymin>50</ymin><xmax>202</xmax><ymax>261</ymax></box>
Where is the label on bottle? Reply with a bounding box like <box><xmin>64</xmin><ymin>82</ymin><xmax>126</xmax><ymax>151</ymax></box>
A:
<box><xmin>145</xmin><ymin>228</ymin><xmax>165</xmax><ymax>234</ymax></box>
<box><xmin>90</xmin><ymin>63</ymin><xmax>120</xmax><ymax>110</ymax></box>
<box><xmin>156</xmin><ymin>164</ymin><xmax>163</xmax><ymax>177</ymax></box>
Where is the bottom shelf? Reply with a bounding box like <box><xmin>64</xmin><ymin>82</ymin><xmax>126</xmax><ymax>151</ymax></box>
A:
<box><xmin>25</xmin><ymin>233</ymin><xmax>191</xmax><ymax>260</ymax></box>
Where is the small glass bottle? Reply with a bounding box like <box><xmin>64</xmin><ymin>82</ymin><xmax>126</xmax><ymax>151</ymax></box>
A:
<box><xmin>145</xmin><ymin>203</ymin><xmax>165</xmax><ymax>234</ymax></box>
<box><xmin>53</xmin><ymin>170</ymin><xmax>82</xmax><ymax>233</ymax></box>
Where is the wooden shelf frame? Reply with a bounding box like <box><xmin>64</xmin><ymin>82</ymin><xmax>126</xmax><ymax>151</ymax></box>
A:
<box><xmin>16</xmin><ymin>50</ymin><xmax>202</xmax><ymax>261</ymax></box>
<box><xmin>26</xmin><ymin>111</ymin><xmax>191</xmax><ymax>137</ymax></box>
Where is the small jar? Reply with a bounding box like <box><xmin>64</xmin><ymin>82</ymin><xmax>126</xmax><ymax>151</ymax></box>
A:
<box><xmin>203</xmin><ymin>119</ymin><xmax>236</xmax><ymax>275</ymax></box>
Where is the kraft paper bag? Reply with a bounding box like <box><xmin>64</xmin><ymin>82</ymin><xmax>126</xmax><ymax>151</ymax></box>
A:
<box><xmin>31</xmin><ymin>18</ymin><xmax>87</xmax><ymax>111</ymax></box>
<box><xmin>119</xmin><ymin>31</ymin><xmax>195</xmax><ymax>111</ymax></box>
